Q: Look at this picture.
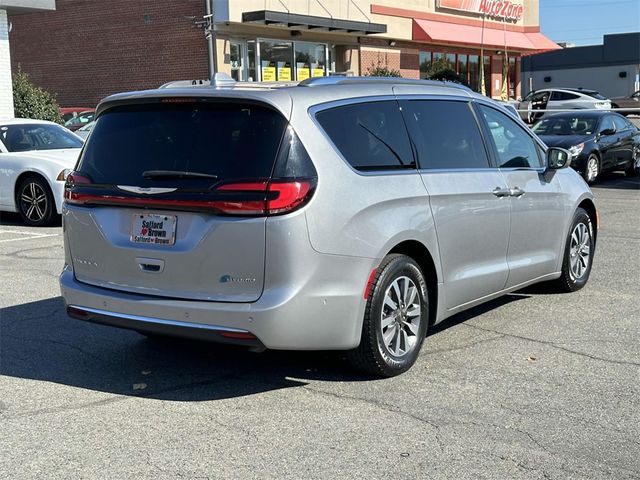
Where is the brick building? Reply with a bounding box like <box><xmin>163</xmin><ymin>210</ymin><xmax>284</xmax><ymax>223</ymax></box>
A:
<box><xmin>9</xmin><ymin>0</ymin><xmax>558</xmax><ymax>108</ymax></box>
<box><xmin>1</xmin><ymin>0</ymin><xmax>56</xmax><ymax>118</ymax></box>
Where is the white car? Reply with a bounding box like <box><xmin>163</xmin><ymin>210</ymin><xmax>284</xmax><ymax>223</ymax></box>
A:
<box><xmin>514</xmin><ymin>88</ymin><xmax>612</xmax><ymax>123</ymax></box>
<box><xmin>0</xmin><ymin>119</ymin><xmax>84</xmax><ymax>226</ymax></box>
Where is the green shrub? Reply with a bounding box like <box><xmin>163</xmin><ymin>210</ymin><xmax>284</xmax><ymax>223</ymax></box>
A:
<box><xmin>366</xmin><ymin>61</ymin><xmax>401</xmax><ymax>77</ymax></box>
<box><xmin>12</xmin><ymin>70</ymin><xmax>62</xmax><ymax>123</ymax></box>
<box><xmin>422</xmin><ymin>58</ymin><xmax>468</xmax><ymax>86</ymax></box>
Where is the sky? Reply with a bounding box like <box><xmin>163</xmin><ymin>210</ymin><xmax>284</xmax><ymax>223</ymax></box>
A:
<box><xmin>539</xmin><ymin>0</ymin><xmax>640</xmax><ymax>46</ymax></box>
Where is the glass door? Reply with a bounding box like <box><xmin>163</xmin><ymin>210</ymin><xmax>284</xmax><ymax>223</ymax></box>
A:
<box><xmin>229</xmin><ymin>41</ymin><xmax>244</xmax><ymax>81</ymax></box>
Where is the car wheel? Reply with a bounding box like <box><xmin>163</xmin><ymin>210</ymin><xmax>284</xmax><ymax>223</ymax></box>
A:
<box><xmin>625</xmin><ymin>146</ymin><xmax>640</xmax><ymax>177</ymax></box>
<box><xmin>551</xmin><ymin>208</ymin><xmax>594</xmax><ymax>293</ymax></box>
<box><xmin>16</xmin><ymin>176</ymin><xmax>56</xmax><ymax>227</ymax></box>
<box><xmin>347</xmin><ymin>254</ymin><xmax>429</xmax><ymax>377</ymax></box>
<box><xmin>583</xmin><ymin>154</ymin><xmax>600</xmax><ymax>185</ymax></box>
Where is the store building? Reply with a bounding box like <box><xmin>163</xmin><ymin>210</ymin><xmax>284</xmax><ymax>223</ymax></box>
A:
<box><xmin>9</xmin><ymin>0</ymin><xmax>558</xmax><ymax>107</ymax></box>
<box><xmin>0</xmin><ymin>0</ymin><xmax>56</xmax><ymax>118</ymax></box>
<box><xmin>522</xmin><ymin>32</ymin><xmax>640</xmax><ymax>98</ymax></box>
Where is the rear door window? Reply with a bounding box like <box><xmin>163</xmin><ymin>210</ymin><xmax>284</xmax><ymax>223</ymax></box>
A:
<box><xmin>315</xmin><ymin>100</ymin><xmax>415</xmax><ymax>171</ymax></box>
<box><xmin>478</xmin><ymin>104</ymin><xmax>544</xmax><ymax>168</ymax></box>
<box><xmin>77</xmin><ymin>102</ymin><xmax>288</xmax><ymax>187</ymax></box>
<box><xmin>400</xmin><ymin>100</ymin><xmax>490</xmax><ymax>169</ymax></box>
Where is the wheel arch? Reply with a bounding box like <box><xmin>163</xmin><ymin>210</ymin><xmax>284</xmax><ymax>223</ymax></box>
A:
<box><xmin>13</xmin><ymin>170</ymin><xmax>56</xmax><ymax>211</ymax></box>
<box><xmin>387</xmin><ymin>240</ymin><xmax>439</xmax><ymax>326</ymax></box>
<box><xmin>577</xmin><ymin>198</ymin><xmax>598</xmax><ymax>245</ymax></box>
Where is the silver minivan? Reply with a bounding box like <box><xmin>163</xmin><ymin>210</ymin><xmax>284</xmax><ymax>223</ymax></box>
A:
<box><xmin>60</xmin><ymin>77</ymin><xmax>597</xmax><ymax>376</ymax></box>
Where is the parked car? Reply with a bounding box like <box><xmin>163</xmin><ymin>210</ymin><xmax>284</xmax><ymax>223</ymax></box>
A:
<box><xmin>532</xmin><ymin>111</ymin><xmax>640</xmax><ymax>184</ymax></box>
<box><xmin>0</xmin><ymin>119</ymin><xmax>84</xmax><ymax>225</ymax></box>
<box><xmin>610</xmin><ymin>90</ymin><xmax>640</xmax><ymax>116</ymax></box>
<box><xmin>74</xmin><ymin>120</ymin><xmax>95</xmax><ymax>140</ymax></box>
<box><xmin>60</xmin><ymin>77</ymin><xmax>597</xmax><ymax>377</ymax></box>
<box><xmin>60</xmin><ymin>107</ymin><xmax>94</xmax><ymax>123</ymax></box>
<box><xmin>515</xmin><ymin>88</ymin><xmax>611</xmax><ymax>123</ymax></box>
<box><xmin>63</xmin><ymin>110</ymin><xmax>95</xmax><ymax>131</ymax></box>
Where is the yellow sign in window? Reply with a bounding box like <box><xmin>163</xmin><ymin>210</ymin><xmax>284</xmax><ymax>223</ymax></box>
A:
<box><xmin>278</xmin><ymin>67</ymin><xmax>292</xmax><ymax>81</ymax></box>
<box><xmin>312</xmin><ymin>68</ymin><xmax>325</xmax><ymax>78</ymax></box>
<box><xmin>262</xmin><ymin>66</ymin><xmax>276</xmax><ymax>81</ymax></box>
<box><xmin>297</xmin><ymin>67</ymin><xmax>310</xmax><ymax>81</ymax></box>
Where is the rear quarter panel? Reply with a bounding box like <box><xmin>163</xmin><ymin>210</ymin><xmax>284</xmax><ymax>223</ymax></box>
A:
<box><xmin>289</xmin><ymin>95</ymin><xmax>443</xmax><ymax>279</ymax></box>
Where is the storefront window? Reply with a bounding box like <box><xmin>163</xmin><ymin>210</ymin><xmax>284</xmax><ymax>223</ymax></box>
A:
<box><xmin>419</xmin><ymin>52</ymin><xmax>432</xmax><ymax>79</ymax></box>
<box><xmin>468</xmin><ymin>55</ymin><xmax>479</xmax><ymax>92</ymax></box>
<box><xmin>259</xmin><ymin>40</ymin><xmax>293</xmax><ymax>81</ymax></box>
<box><xmin>483</xmin><ymin>55</ymin><xmax>492</xmax><ymax>96</ymax></box>
<box><xmin>295</xmin><ymin>43</ymin><xmax>327</xmax><ymax>81</ymax></box>
<box><xmin>433</xmin><ymin>52</ymin><xmax>445</xmax><ymax>63</ymax></box>
<box><xmin>247</xmin><ymin>40</ymin><xmax>257</xmax><ymax>81</ymax></box>
<box><xmin>458</xmin><ymin>54</ymin><xmax>468</xmax><ymax>83</ymax></box>
<box><xmin>509</xmin><ymin>57</ymin><xmax>517</xmax><ymax>98</ymax></box>
<box><xmin>445</xmin><ymin>53</ymin><xmax>456</xmax><ymax>70</ymax></box>
<box><xmin>230</xmin><ymin>42</ymin><xmax>243</xmax><ymax>81</ymax></box>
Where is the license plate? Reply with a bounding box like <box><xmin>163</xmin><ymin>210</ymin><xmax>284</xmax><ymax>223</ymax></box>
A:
<box><xmin>130</xmin><ymin>213</ymin><xmax>177</xmax><ymax>246</ymax></box>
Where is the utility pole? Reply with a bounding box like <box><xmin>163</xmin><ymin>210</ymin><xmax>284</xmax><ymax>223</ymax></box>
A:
<box><xmin>204</xmin><ymin>0</ymin><xmax>217</xmax><ymax>79</ymax></box>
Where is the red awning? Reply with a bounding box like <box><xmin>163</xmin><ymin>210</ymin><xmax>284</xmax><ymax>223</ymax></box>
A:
<box><xmin>412</xmin><ymin>18</ymin><xmax>560</xmax><ymax>53</ymax></box>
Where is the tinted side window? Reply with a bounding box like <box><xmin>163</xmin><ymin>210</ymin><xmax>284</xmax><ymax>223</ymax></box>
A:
<box><xmin>478</xmin><ymin>105</ymin><xmax>543</xmax><ymax>168</ymax></box>
<box><xmin>552</xmin><ymin>92</ymin><xmax>579</xmax><ymax>101</ymax></box>
<box><xmin>612</xmin><ymin>115</ymin><xmax>629</xmax><ymax>132</ymax></box>
<box><xmin>315</xmin><ymin>101</ymin><xmax>414</xmax><ymax>170</ymax></box>
<box><xmin>599</xmin><ymin>116</ymin><xmax>616</xmax><ymax>133</ymax></box>
<box><xmin>401</xmin><ymin>100</ymin><xmax>490</xmax><ymax>169</ymax></box>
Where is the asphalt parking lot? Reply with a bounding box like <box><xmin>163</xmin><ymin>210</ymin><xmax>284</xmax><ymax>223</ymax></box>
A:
<box><xmin>0</xmin><ymin>173</ymin><xmax>638</xmax><ymax>479</ymax></box>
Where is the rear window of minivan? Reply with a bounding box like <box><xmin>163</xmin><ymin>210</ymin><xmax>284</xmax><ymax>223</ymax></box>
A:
<box><xmin>77</xmin><ymin>102</ymin><xmax>287</xmax><ymax>187</ymax></box>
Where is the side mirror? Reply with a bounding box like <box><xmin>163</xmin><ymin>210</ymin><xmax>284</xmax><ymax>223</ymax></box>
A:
<box><xmin>547</xmin><ymin>147</ymin><xmax>571</xmax><ymax>170</ymax></box>
<box><xmin>599</xmin><ymin>128</ymin><xmax>616</xmax><ymax>136</ymax></box>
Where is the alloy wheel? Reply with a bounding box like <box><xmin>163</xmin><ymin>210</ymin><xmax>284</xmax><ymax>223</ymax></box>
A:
<box><xmin>380</xmin><ymin>276</ymin><xmax>421</xmax><ymax>357</ymax></box>
<box><xmin>585</xmin><ymin>156</ymin><xmax>599</xmax><ymax>183</ymax></box>
<box><xmin>569</xmin><ymin>222</ymin><xmax>591</xmax><ymax>280</ymax></box>
<box><xmin>20</xmin><ymin>181</ymin><xmax>48</xmax><ymax>222</ymax></box>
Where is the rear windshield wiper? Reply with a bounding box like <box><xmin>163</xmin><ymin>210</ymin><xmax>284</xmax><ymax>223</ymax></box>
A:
<box><xmin>142</xmin><ymin>170</ymin><xmax>218</xmax><ymax>180</ymax></box>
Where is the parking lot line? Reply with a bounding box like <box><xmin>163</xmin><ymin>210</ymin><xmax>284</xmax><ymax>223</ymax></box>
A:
<box><xmin>0</xmin><ymin>232</ymin><xmax>60</xmax><ymax>243</ymax></box>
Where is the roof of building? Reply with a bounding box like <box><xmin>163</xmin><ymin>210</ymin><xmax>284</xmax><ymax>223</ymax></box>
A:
<box><xmin>522</xmin><ymin>32</ymin><xmax>640</xmax><ymax>72</ymax></box>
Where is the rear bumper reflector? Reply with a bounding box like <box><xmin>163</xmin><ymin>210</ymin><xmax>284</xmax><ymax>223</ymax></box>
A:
<box><xmin>66</xmin><ymin>305</ymin><xmax>262</xmax><ymax>347</ymax></box>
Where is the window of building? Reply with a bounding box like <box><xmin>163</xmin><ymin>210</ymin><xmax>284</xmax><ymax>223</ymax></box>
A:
<box><xmin>419</xmin><ymin>52</ymin><xmax>432</xmax><ymax>80</ymax></box>
<box><xmin>259</xmin><ymin>40</ymin><xmax>293</xmax><ymax>81</ymax></box>
<box><xmin>468</xmin><ymin>55</ymin><xmax>479</xmax><ymax>92</ymax></box>
<box><xmin>247</xmin><ymin>40</ymin><xmax>257</xmax><ymax>81</ymax></box>
<box><xmin>315</xmin><ymin>101</ymin><xmax>415</xmax><ymax>171</ymax></box>
<box><xmin>479</xmin><ymin>104</ymin><xmax>543</xmax><ymax>169</ymax></box>
<box><xmin>401</xmin><ymin>100</ymin><xmax>490</xmax><ymax>170</ymax></box>
<box><xmin>458</xmin><ymin>54</ymin><xmax>468</xmax><ymax>81</ymax></box>
<box><xmin>508</xmin><ymin>57</ymin><xmax>517</xmax><ymax>98</ymax></box>
<box><xmin>295</xmin><ymin>43</ymin><xmax>327</xmax><ymax>81</ymax></box>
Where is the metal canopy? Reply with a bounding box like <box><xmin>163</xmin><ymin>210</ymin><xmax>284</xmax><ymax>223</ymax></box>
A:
<box><xmin>242</xmin><ymin>10</ymin><xmax>387</xmax><ymax>35</ymax></box>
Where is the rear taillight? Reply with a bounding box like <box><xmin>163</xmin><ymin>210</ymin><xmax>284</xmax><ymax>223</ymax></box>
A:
<box><xmin>217</xmin><ymin>179</ymin><xmax>314</xmax><ymax>216</ymax></box>
<box><xmin>64</xmin><ymin>177</ymin><xmax>315</xmax><ymax>216</ymax></box>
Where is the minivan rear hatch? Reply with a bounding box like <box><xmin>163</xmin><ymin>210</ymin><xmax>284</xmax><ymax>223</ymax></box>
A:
<box><xmin>64</xmin><ymin>98</ymin><xmax>291</xmax><ymax>302</ymax></box>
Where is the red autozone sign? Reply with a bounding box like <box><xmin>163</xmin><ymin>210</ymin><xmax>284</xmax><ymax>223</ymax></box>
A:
<box><xmin>438</xmin><ymin>0</ymin><xmax>524</xmax><ymax>21</ymax></box>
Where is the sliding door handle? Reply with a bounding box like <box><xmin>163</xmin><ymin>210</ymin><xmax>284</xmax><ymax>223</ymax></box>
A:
<box><xmin>510</xmin><ymin>187</ymin><xmax>526</xmax><ymax>197</ymax></box>
<box><xmin>492</xmin><ymin>187</ymin><xmax>511</xmax><ymax>197</ymax></box>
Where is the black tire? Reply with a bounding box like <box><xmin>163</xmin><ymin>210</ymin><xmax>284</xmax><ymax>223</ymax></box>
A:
<box><xmin>550</xmin><ymin>208</ymin><xmax>594</xmax><ymax>293</ymax></box>
<box><xmin>582</xmin><ymin>153</ymin><xmax>600</xmax><ymax>185</ymax></box>
<box><xmin>16</xmin><ymin>175</ymin><xmax>56</xmax><ymax>227</ymax></box>
<box><xmin>625</xmin><ymin>147</ymin><xmax>639</xmax><ymax>177</ymax></box>
<box><xmin>347</xmin><ymin>254</ymin><xmax>429</xmax><ymax>377</ymax></box>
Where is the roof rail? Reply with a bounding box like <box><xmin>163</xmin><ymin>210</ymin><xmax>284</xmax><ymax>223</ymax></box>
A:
<box><xmin>298</xmin><ymin>76</ymin><xmax>472</xmax><ymax>91</ymax></box>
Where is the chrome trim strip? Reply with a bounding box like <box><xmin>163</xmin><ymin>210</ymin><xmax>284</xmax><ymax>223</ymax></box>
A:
<box><xmin>68</xmin><ymin>305</ymin><xmax>250</xmax><ymax>333</ymax></box>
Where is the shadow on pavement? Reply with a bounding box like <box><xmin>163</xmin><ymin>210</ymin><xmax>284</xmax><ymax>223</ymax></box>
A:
<box><xmin>0</xmin><ymin>211</ymin><xmax>62</xmax><ymax>227</ymax></box>
<box><xmin>591</xmin><ymin>172</ymin><xmax>639</xmax><ymax>190</ymax></box>
<box><xmin>1</xmin><ymin>293</ymin><xmax>529</xmax><ymax>400</ymax></box>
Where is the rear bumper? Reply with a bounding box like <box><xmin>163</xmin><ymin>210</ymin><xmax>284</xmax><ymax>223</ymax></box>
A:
<box><xmin>60</xmin><ymin>248</ymin><xmax>374</xmax><ymax>350</ymax></box>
